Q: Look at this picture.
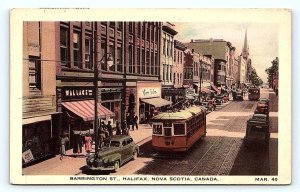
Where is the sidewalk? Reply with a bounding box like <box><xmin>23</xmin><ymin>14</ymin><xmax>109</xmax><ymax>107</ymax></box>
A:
<box><xmin>22</xmin><ymin>124</ymin><xmax>153</xmax><ymax>175</ymax></box>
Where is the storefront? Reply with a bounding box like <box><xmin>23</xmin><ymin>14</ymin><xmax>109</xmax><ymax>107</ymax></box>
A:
<box><xmin>60</xmin><ymin>86</ymin><xmax>114</xmax><ymax>152</ymax></box>
<box><xmin>136</xmin><ymin>82</ymin><xmax>172</xmax><ymax>123</ymax></box>
<box><xmin>22</xmin><ymin>114</ymin><xmax>58</xmax><ymax>166</ymax></box>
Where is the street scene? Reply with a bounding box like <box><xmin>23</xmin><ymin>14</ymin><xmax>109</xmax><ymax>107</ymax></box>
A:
<box><xmin>20</xmin><ymin>20</ymin><xmax>280</xmax><ymax>178</ymax></box>
<box><xmin>22</xmin><ymin>88</ymin><xmax>278</xmax><ymax>176</ymax></box>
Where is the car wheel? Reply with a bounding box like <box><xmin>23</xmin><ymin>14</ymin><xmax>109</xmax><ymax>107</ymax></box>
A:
<box><xmin>133</xmin><ymin>149</ymin><xmax>138</xmax><ymax>160</ymax></box>
<box><xmin>114</xmin><ymin>161</ymin><xmax>120</xmax><ymax>172</ymax></box>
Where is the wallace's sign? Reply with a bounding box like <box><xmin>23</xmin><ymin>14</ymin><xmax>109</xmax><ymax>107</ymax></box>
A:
<box><xmin>62</xmin><ymin>87</ymin><xmax>94</xmax><ymax>100</ymax></box>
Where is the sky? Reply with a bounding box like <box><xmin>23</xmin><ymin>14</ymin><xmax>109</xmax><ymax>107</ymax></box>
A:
<box><xmin>174</xmin><ymin>22</ymin><xmax>279</xmax><ymax>83</ymax></box>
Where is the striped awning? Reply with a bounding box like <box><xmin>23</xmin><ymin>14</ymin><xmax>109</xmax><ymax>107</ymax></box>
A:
<box><xmin>141</xmin><ymin>97</ymin><xmax>172</xmax><ymax>107</ymax></box>
<box><xmin>211</xmin><ymin>84</ymin><xmax>221</xmax><ymax>94</ymax></box>
<box><xmin>62</xmin><ymin>100</ymin><xmax>114</xmax><ymax>121</ymax></box>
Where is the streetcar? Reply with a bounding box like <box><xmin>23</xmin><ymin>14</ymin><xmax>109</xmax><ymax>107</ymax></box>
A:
<box><xmin>248</xmin><ymin>87</ymin><xmax>260</xmax><ymax>101</ymax></box>
<box><xmin>150</xmin><ymin>106</ymin><xmax>206</xmax><ymax>152</ymax></box>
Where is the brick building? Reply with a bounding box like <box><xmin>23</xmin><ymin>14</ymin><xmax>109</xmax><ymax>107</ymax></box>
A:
<box><xmin>22</xmin><ymin>22</ymin><xmax>58</xmax><ymax>165</ymax></box>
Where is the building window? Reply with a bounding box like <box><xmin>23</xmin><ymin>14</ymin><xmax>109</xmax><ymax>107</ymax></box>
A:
<box><xmin>101</xmin><ymin>39</ymin><xmax>107</xmax><ymax>70</ymax></box>
<box><xmin>110</xmin><ymin>22</ymin><xmax>115</xmax><ymax>27</ymax></box>
<box><xmin>129</xmin><ymin>45</ymin><xmax>133</xmax><ymax>73</ymax></box>
<box><xmin>151</xmin><ymin>52</ymin><xmax>154</xmax><ymax>75</ymax></box>
<box><xmin>85</xmin><ymin>35</ymin><xmax>92</xmax><ymax>69</ymax></box>
<box><xmin>117</xmin><ymin>46</ymin><xmax>122</xmax><ymax>72</ymax></box>
<box><xmin>155</xmin><ymin>53</ymin><xmax>158</xmax><ymax>75</ymax></box>
<box><xmin>173</xmin><ymin>73</ymin><xmax>176</xmax><ymax>84</ymax></box>
<box><xmin>60</xmin><ymin>26</ymin><xmax>69</xmax><ymax>67</ymax></box>
<box><xmin>147</xmin><ymin>26</ymin><xmax>150</xmax><ymax>41</ymax></box>
<box><xmin>174</xmin><ymin>50</ymin><xmax>176</xmax><ymax>62</ymax></box>
<box><xmin>152</xmin><ymin>25</ymin><xmax>155</xmax><ymax>42</ymax></box>
<box><xmin>163</xmin><ymin>64</ymin><xmax>165</xmax><ymax>81</ymax></box>
<box><xmin>142</xmin><ymin>49</ymin><xmax>145</xmax><ymax>74</ymax></box>
<box><xmin>129</xmin><ymin>22</ymin><xmax>133</xmax><ymax>33</ymax></box>
<box><xmin>142</xmin><ymin>24</ymin><xmax>146</xmax><ymax>39</ymax></box>
<box><xmin>73</xmin><ymin>31</ymin><xmax>82</xmax><ymax>68</ymax></box>
<box><xmin>146</xmin><ymin>51</ymin><xmax>150</xmax><ymax>74</ymax></box>
<box><xmin>28</xmin><ymin>56</ymin><xmax>41</xmax><ymax>90</ymax></box>
<box><xmin>163</xmin><ymin>38</ymin><xmax>166</xmax><ymax>55</ymax></box>
<box><xmin>109</xmin><ymin>42</ymin><xmax>115</xmax><ymax>71</ymax></box>
<box><xmin>137</xmin><ymin>48</ymin><xmax>141</xmax><ymax>74</ymax></box>
<box><xmin>117</xmin><ymin>22</ymin><xmax>123</xmax><ymax>30</ymax></box>
<box><xmin>166</xmin><ymin>40</ymin><xmax>169</xmax><ymax>56</ymax></box>
<box><xmin>137</xmin><ymin>22</ymin><xmax>141</xmax><ymax>37</ymax></box>
<box><xmin>166</xmin><ymin>65</ymin><xmax>169</xmax><ymax>81</ymax></box>
<box><xmin>170</xmin><ymin>41</ymin><xmax>173</xmax><ymax>58</ymax></box>
<box><xmin>218</xmin><ymin>63</ymin><xmax>222</xmax><ymax>70</ymax></box>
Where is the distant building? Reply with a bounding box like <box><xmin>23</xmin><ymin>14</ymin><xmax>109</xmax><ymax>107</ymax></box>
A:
<box><xmin>185</xmin><ymin>39</ymin><xmax>231</xmax><ymax>88</ymax></box>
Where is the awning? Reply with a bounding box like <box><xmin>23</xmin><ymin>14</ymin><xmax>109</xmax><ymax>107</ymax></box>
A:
<box><xmin>62</xmin><ymin>100</ymin><xmax>114</xmax><ymax>121</ymax></box>
<box><xmin>211</xmin><ymin>84</ymin><xmax>221</xmax><ymax>94</ymax></box>
<box><xmin>141</xmin><ymin>97</ymin><xmax>172</xmax><ymax>107</ymax></box>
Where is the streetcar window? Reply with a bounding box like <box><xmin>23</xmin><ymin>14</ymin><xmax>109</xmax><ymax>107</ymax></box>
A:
<box><xmin>164</xmin><ymin>128</ymin><xmax>172</xmax><ymax>136</ymax></box>
<box><xmin>153</xmin><ymin>124</ymin><xmax>162</xmax><ymax>135</ymax></box>
<box><xmin>174</xmin><ymin>124</ymin><xmax>185</xmax><ymax>135</ymax></box>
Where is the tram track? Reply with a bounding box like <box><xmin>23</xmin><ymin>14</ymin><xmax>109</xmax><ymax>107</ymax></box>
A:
<box><xmin>148</xmin><ymin>100</ymin><xmax>255</xmax><ymax>176</ymax></box>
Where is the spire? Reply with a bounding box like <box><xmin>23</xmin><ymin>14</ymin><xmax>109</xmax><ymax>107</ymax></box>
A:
<box><xmin>242</xmin><ymin>29</ymin><xmax>249</xmax><ymax>59</ymax></box>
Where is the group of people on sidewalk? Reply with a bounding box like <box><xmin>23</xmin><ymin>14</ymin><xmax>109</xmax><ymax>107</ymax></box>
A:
<box><xmin>59</xmin><ymin>114</ymin><xmax>140</xmax><ymax>160</ymax></box>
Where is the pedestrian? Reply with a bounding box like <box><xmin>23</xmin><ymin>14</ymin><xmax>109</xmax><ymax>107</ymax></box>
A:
<box><xmin>126</xmin><ymin>113</ymin><xmax>131</xmax><ymax>131</ymax></box>
<box><xmin>84</xmin><ymin>133</ymin><xmax>92</xmax><ymax>156</ymax></box>
<box><xmin>115</xmin><ymin>120</ymin><xmax>122</xmax><ymax>135</ymax></box>
<box><xmin>107</xmin><ymin>121</ymin><xmax>113</xmax><ymax>137</ymax></box>
<box><xmin>121</xmin><ymin>120</ymin><xmax>128</xmax><ymax>135</ymax></box>
<box><xmin>132</xmin><ymin>114</ymin><xmax>139</xmax><ymax>130</ymax></box>
<box><xmin>101</xmin><ymin>121</ymin><xmax>109</xmax><ymax>138</ymax></box>
<box><xmin>98</xmin><ymin>127</ymin><xmax>106</xmax><ymax>149</ymax></box>
<box><xmin>59</xmin><ymin>134</ymin><xmax>69</xmax><ymax>160</ymax></box>
<box><xmin>73</xmin><ymin>133</ymin><xmax>83</xmax><ymax>156</ymax></box>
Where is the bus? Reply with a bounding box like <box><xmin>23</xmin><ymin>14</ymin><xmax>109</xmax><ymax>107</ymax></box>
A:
<box><xmin>150</xmin><ymin>106</ymin><xmax>206</xmax><ymax>152</ymax></box>
<box><xmin>248</xmin><ymin>87</ymin><xmax>260</xmax><ymax>101</ymax></box>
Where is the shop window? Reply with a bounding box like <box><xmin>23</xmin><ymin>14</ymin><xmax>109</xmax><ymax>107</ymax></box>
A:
<box><xmin>60</xmin><ymin>26</ymin><xmax>70</xmax><ymax>67</ymax></box>
<box><xmin>28</xmin><ymin>56</ymin><xmax>41</xmax><ymax>91</ymax></box>
<box><xmin>73</xmin><ymin>31</ymin><xmax>82</xmax><ymax>68</ymax></box>
<box><xmin>85</xmin><ymin>35</ymin><xmax>92</xmax><ymax>69</ymax></box>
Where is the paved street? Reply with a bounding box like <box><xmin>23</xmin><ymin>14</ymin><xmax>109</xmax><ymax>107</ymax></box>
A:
<box><xmin>23</xmin><ymin>88</ymin><xmax>278</xmax><ymax>176</ymax></box>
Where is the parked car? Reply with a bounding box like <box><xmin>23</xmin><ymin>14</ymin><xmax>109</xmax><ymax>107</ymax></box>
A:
<box><xmin>86</xmin><ymin>135</ymin><xmax>139</xmax><ymax>172</ymax></box>
<box><xmin>215</xmin><ymin>94</ymin><xmax>224</xmax><ymax>105</ymax></box>
<box><xmin>201</xmin><ymin>101</ymin><xmax>214</xmax><ymax>112</ymax></box>
<box><xmin>244</xmin><ymin>114</ymin><xmax>270</xmax><ymax>145</ymax></box>
<box><xmin>223</xmin><ymin>94</ymin><xmax>229</xmax><ymax>103</ymax></box>
<box><xmin>255</xmin><ymin>98</ymin><xmax>270</xmax><ymax>115</ymax></box>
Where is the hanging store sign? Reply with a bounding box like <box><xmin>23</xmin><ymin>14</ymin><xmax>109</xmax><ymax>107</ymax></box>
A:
<box><xmin>22</xmin><ymin>149</ymin><xmax>34</xmax><ymax>163</ymax></box>
<box><xmin>62</xmin><ymin>87</ymin><xmax>94</xmax><ymax>101</ymax></box>
<box><xmin>139</xmin><ymin>87</ymin><xmax>161</xmax><ymax>99</ymax></box>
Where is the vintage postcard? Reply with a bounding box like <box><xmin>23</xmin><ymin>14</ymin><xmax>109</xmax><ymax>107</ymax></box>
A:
<box><xmin>10</xmin><ymin>8</ymin><xmax>291</xmax><ymax>184</ymax></box>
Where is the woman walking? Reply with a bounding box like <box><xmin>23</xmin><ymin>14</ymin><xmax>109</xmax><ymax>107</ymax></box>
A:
<box><xmin>84</xmin><ymin>133</ymin><xmax>92</xmax><ymax>156</ymax></box>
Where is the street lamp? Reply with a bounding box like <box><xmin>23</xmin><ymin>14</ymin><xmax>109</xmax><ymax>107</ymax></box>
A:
<box><xmin>199</xmin><ymin>59</ymin><xmax>203</xmax><ymax>102</ymax></box>
<box><xmin>94</xmin><ymin>46</ymin><xmax>113</xmax><ymax>155</ymax></box>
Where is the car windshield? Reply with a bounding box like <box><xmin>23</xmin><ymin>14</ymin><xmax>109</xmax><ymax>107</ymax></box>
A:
<box><xmin>104</xmin><ymin>140</ymin><xmax>120</xmax><ymax>147</ymax></box>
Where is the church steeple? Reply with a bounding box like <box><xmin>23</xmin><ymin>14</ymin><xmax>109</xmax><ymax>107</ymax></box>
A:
<box><xmin>242</xmin><ymin>29</ymin><xmax>249</xmax><ymax>59</ymax></box>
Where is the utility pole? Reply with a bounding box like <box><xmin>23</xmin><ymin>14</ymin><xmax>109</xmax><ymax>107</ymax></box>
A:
<box><xmin>94</xmin><ymin>22</ymin><xmax>99</xmax><ymax>155</ymax></box>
